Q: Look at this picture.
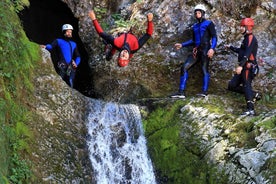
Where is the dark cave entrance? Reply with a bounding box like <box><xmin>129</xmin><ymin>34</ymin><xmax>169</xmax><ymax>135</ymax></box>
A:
<box><xmin>18</xmin><ymin>0</ymin><xmax>96</xmax><ymax>98</ymax></box>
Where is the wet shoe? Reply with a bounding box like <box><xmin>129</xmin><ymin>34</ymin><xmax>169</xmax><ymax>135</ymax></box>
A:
<box><xmin>241</xmin><ymin>110</ymin><xmax>256</xmax><ymax>116</ymax></box>
<box><xmin>197</xmin><ymin>91</ymin><xmax>208</xmax><ymax>97</ymax></box>
<box><xmin>170</xmin><ymin>91</ymin><xmax>186</xmax><ymax>99</ymax></box>
<box><xmin>253</xmin><ymin>92</ymin><xmax>262</xmax><ymax>102</ymax></box>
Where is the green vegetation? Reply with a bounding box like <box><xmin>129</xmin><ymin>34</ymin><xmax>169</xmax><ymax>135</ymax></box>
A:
<box><xmin>94</xmin><ymin>0</ymin><xmax>146</xmax><ymax>35</ymax></box>
<box><xmin>143</xmin><ymin>100</ymin><xmax>228</xmax><ymax>184</ymax></box>
<box><xmin>0</xmin><ymin>0</ymin><xmax>40</xmax><ymax>183</ymax></box>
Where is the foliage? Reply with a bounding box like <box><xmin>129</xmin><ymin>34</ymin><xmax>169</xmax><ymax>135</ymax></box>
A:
<box><xmin>0</xmin><ymin>0</ymin><xmax>40</xmax><ymax>183</ymax></box>
<box><xmin>143</xmin><ymin>101</ymin><xmax>228</xmax><ymax>184</ymax></box>
<box><xmin>11</xmin><ymin>0</ymin><xmax>29</xmax><ymax>12</ymax></box>
<box><xmin>94</xmin><ymin>6</ymin><xmax>145</xmax><ymax>35</ymax></box>
<box><xmin>5</xmin><ymin>121</ymin><xmax>33</xmax><ymax>183</ymax></box>
<box><xmin>94</xmin><ymin>7</ymin><xmax>109</xmax><ymax>31</ymax></box>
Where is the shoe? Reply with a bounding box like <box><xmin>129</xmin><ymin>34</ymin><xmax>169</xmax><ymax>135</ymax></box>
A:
<box><xmin>253</xmin><ymin>92</ymin><xmax>262</xmax><ymax>102</ymax></box>
<box><xmin>241</xmin><ymin>109</ymin><xmax>256</xmax><ymax>116</ymax></box>
<box><xmin>197</xmin><ymin>91</ymin><xmax>208</xmax><ymax>97</ymax></box>
<box><xmin>170</xmin><ymin>91</ymin><xmax>186</xmax><ymax>99</ymax></box>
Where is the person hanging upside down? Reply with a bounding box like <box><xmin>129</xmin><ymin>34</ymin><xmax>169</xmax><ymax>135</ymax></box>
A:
<box><xmin>88</xmin><ymin>10</ymin><xmax>154</xmax><ymax>67</ymax></box>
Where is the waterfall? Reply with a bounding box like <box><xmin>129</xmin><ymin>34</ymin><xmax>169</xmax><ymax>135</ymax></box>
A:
<box><xmin>86</xmin><ymin>99</ymin><xmax>156</xmax><ymax>184</ymax></box>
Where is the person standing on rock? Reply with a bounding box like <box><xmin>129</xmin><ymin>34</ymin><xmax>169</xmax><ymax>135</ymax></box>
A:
<box><xmin>225</xmin><ymin>18</ymin><xmax>261</xmax><ymax>116</ymax></box>
<box><xmin>171</xmin><ymin>4</ymin><xmax>217</xmax><ymax>98</ymax></box>
<box><xmin>41</xmin><ymin>24</ymin><xmax>81</xmax><ymax>88</ymax></box>
<box><xmin>88</xmin><ymin>10</ymin><xmax>154</xmax><ymax>67</ymax></box>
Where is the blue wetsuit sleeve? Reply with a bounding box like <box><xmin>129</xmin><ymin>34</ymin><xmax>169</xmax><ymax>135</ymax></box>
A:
<box><xmin>209</xmin><ymin>22</ymin><xmax>217</xmax><ymax>49</ymax></box>
<box><xmin>45</xmin><ymin>39</ymin><xmax>58</xmax><ymax>51</ymax></box>
<box><xmin>181</xmin><ymin>39</ymin><xmax>194</xmax><ymax>47</ymax></box>
<box><xmin>75</xmin><ymin>56</ymin><xmax>81</xmax><ymax>66</ymax></box>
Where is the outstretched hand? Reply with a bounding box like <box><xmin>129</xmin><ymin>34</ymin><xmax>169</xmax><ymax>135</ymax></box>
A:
<box><xmin>174</xmin><ymin>43</ymin><xmax>182</xmax><ymax>50</ymax></box>
<box><xmin>147</xmin><ymin>13</ymin><xmax>153</xmax><ymax>21</ymax></box>
<box><xmin>88</xmin><ymin>10</ymin><xmax>96</xmax><ymax>20</ymax></box>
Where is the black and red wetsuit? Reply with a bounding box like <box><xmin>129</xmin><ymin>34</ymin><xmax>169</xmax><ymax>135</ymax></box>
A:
<box><xmin>228</xmin><ymin>33</ymin><xmax>258</xmax><ymax>111</ymax></box>
<box><xmin>92</xmin><ymin>18</ymin><xmax>153</xmax><ymax>61</ymax></box>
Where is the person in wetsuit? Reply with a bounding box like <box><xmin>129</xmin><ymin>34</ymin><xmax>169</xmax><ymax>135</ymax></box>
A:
<box><xmin>226</xmin><ymin>18</ymin><xmax>261</xmax><ymax>116</ymax></box>
<box><xmin>88</xmin><ymin>10</ymin><xmax>154</xmax><ymax>67</ymax></box>
<box><xmin>41</xmin><ymin>24</ymin><xmax>81</xmax><ymax>88</ymax></box>
<box><xmin>171</xmin><ymin>4</ymin><xmax>217</xmax><ymax>98</ymax></box>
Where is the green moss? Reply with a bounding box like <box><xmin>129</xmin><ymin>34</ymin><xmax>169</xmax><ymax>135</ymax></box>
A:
<box><xmin>256</xmin><ymin>115</ymin><xmax>276</xmax><ymax>136</ymax></box>
<box><xmin>143</xmin><ymin>101</ymin><xmax>228</xmax><ymax>183</ymax></box>
<box><xmin>0</xmin><ymin>0</ymin><xmax>40</xmax><ymax>183</ymax></box>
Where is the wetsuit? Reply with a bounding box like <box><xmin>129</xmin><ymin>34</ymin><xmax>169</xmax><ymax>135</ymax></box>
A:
<box><xmin>45</xmin><ymin>37</ymin><xmax>81</xmax><ymax>87</ymax></box>
<box><xmin>179</xmin><ymin>18</ymin><xmax>217</xmax><ymax>93</ymax></box>
<box><xmin>92</xmin><ymin>19</ymin><xmax>154</xmax><ymax>63</ymax></box>
<box><xmin>228</xmin><ymin>33</ymin><xmax>258</xmax><ymax>111</ymax></box>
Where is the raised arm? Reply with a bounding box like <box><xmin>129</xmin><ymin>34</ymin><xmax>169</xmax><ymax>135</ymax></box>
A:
<box><xmin>88</xmin><ymin>10</ymin><xmax>104</xmax><ymax>34</ymax></box>
<box><xmin>146</xmin><ymin>13</ymin><xmax>154</xmax><ymax>36</ymax></box>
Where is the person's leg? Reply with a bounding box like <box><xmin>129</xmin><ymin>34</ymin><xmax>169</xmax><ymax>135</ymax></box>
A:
<box><xmin>241</xmin><ymin>65</ymin><xmax>255</xmax><ymax>115</ymax></box>
<box><xmin>171</xmin><ymin>55</ymin><xmax>196</xmax><ymax>98</ymax></box>
<box><xmin>69</xmin><ymin>69</ymin><xmax>76</xmax><ymax>88</ymax></box>
<box><xmin>100</xmin><ymin>32</ymin><xmax>116</xmax><ymax>60</ymax></box>
<box><xmin>228</xmin><ymin>74</ymin><xmax>243</xmax><ymax>93</ymax></box>
<box><xmin>200</xmin><ymin>52</ymin><xmax>210</xmax><ymax>95</ymax></box>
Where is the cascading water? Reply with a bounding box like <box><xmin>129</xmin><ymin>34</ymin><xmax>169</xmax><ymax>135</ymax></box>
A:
<box><xmin>86</xmin><ymin>99</ymin><xmax>156</xmax><ymax>184</ymax></box>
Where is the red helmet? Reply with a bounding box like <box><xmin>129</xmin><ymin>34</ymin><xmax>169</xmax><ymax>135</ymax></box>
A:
<box><xmin>118</xmin><ymin>58</ymin><xmax>130</xmax><ymax>67</ymax></box>
<box><xmin>240</xmin><ymin>18</ymin><xmax>254</xmax><ymax>27</ymax></box>
<box><xmin>240</xmin><ymin>18</ymin><xmax>254</xmax><ymax>32</ymax></box>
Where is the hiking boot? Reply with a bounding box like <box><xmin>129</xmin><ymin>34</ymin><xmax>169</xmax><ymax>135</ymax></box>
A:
<box><xmin>170</xmin><ymin>91</ymin><xmax>186</xmax><ymax>99</ymax></box>
<box><xmin>197</xmin><ymin>91</ymin><xmax>208</xmax><ymax>97</ymax></box>
<box><xmin>253</xmin><ymin>92</ymin><xmax>262</xmax><ymax>102</ymax></box>
<box><xmin>241</xmin><ymin>109</ymin><xmax>256</xmax><ymax>116</ymax></box>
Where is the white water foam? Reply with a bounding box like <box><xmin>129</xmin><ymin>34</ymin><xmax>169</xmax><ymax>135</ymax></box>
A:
<box><xmin>86</xmin><ymin>99</ymin><xmax>156</xmax><ymax>184</ymax></box>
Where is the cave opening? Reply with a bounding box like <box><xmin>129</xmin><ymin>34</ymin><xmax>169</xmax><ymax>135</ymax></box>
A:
<box><xmin>18</xmin><ymin>0</ymin><xmax>97</xmax><ymax>98</ymax></box>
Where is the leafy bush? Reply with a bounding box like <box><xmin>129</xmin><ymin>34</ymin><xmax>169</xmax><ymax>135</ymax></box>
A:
<box><xmin>11</xmin><ymin>0</ymin><xmax>29</xmax><ymax>12</ymax></box>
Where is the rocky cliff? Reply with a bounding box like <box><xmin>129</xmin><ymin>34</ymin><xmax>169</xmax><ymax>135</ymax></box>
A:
<box><xmin>23</xmin><ymin>0</ymin><xmax>276</xmax><ymax>183</ymax></box>
<box><xmin>67</xmin><ymin>0</ymin><xmax>276</xmax><ymax>103</ymax></box>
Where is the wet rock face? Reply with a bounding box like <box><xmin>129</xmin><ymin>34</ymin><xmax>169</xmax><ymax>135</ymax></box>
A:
<box><xmin>27</xmin><ymin>0</ymin><xmax>275</xmax><ymax>182</ymax></box>
<box><xmin>60</xmin><ymin>0</ymin><xmax>276</xmax><ymax>103</ymax></box>
<box><xmin>180</xmin><ymin>100</ymin><xmax>276</xmax><ymax>184</ymax></box>
<box><xmin>31</xmin><ymin>50</ymin><xmax>95</xmax><ymax>183</ymax></box>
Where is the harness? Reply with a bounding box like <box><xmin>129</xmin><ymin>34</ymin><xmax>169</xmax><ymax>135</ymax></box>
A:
<box><xmin>58</xmin><ymin>40</ymin><xmax>74</xmax><ymax>76</ymax></box>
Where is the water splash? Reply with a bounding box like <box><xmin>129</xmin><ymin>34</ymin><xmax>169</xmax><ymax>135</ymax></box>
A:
<box><xmin>86</xmin><ymin>99</ymin><xmax>156</xmax><ymax>184</ymax></box>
